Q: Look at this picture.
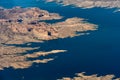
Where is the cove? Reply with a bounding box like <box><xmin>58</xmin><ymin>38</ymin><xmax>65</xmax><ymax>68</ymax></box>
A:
<box><xmin>0</xmin><ymin>0</ymin><xmax>120</xmax><ymax>80</ymax></box>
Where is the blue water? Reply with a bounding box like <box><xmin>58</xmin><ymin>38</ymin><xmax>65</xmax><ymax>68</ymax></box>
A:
<box><xmin>0</xmin><ymin>0</ymin><xmax>120</xmax><ymax>80</ymax></box>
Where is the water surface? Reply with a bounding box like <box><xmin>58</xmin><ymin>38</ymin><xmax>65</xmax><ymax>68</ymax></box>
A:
<box><xmin>0</xmin><ymin>0</ymin><xmax>120</xmax><ymax>80</ymax></box>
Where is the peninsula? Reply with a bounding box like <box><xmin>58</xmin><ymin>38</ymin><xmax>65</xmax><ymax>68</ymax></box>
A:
<box><xmin>0</xmin><ymin>7</ymin><xmax>97</xmax><ymax>70</ymax></box>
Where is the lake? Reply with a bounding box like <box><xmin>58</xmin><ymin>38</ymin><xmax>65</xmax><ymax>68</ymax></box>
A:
<box><xmin>0</xmin><ymin>0</ymin><xmax>120</xmax><ymax>80</ymax></box>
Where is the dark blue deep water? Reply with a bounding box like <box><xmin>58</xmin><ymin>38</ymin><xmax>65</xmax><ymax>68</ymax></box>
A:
<box><xmin>0</xmin><ymin>0</ymin><xmax>120</xmax><ymax>80</ymax></box>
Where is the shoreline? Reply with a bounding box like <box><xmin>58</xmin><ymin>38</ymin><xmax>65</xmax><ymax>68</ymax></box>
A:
<box><xmin>0</xmin><ymin>7</ymin><xmax>97</xmax><ymax>70</ymax></box>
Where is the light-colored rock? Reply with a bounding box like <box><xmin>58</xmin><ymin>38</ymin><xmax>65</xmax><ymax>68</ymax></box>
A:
<box><xmin>0</xmin><ymin>7</ymin><xmax>97</xmax><ymax>70</ymax></box>
<box><xmin>47</xmin><ymin>0</ymin><xmax>120</xmax><ymax>9</ymax></box>
<box><xmin>0</xmin><ymin>45</ymin><xmax>67</xmax><ymax>70</ymax></box>
<box><xmin>58</xmin><ymin>72</ymin><xmax>120</xmax><ymax>80</ymax></box>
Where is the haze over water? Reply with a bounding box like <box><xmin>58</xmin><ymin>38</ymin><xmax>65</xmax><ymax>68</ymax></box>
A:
<box><xmin>0</xmin><ymin>0</ymin><xmax>120</xmax><ymax>80</ymax></box>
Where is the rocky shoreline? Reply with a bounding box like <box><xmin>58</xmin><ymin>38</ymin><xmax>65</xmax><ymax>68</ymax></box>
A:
<box><xmin>58</xmin><ymin>72</ymin><xmax>120</xmax><ymax>80</ymax></box>
<box><xmin>0</xmin><ymin>44</ymin><xmax>66</xmax><ymax>70</ymax></box>
<box><xmin>47</xmin><ymin>0</ymin><xmax>120</xmax><ymax>9</ymax></box>
<box><xmin>0</xmin><ymin>7</ymin><xmax>97</xmax><ymax>70</ymax></box>
<box><xmin>0</xmin><ymin>5</ymin><xmax>119</xmax><ymax>80</ymax></box>
<box><xmin>0</xmin><ymin>7</ymin><xmax>97</xmax><ymax>44</ymax></box>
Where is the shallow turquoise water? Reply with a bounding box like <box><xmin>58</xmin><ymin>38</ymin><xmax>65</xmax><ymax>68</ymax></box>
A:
<box><xmin>0</xmin><ymin>0</ymin><xmax>120</xmax><ymax>80</ymax></box>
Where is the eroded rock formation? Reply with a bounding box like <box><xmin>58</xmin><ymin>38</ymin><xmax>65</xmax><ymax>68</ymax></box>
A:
<box><xmin>0</xmin><ymin>7</ymin><xmax>97</xmax><ymax>44</ymax></box>
<box><xmin>0</xmin><ymin>7</ymin><xmax>97</xmax><ymax>70</ymax></box>
<box><xmin>0</xmin><ymin>44</ymin><xmax>66</xmax><ymax>70</ymax></box>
